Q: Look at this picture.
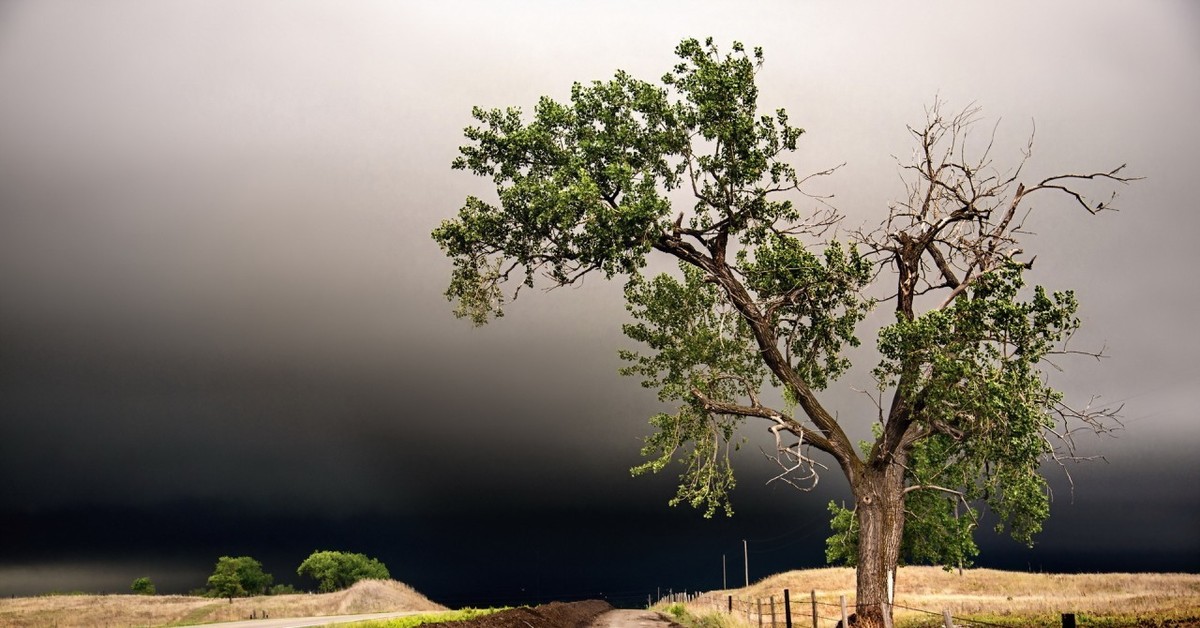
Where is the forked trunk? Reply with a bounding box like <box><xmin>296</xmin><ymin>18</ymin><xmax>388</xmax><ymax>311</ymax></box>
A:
<box><xmin>850</xmin><ymin>459</ymin><xmax>906</xmax><ymax>628</ymax></box>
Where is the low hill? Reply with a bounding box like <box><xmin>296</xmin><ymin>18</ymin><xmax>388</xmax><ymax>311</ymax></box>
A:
<box><xmin>0</xmin><ymin>578</ymin><xmax>446</xmax><ymax>628</ymax></box>
<box><xmin>676</xmin><ymin>567</ymin><xmax>1200</xmax><ymax>627</ymax></box>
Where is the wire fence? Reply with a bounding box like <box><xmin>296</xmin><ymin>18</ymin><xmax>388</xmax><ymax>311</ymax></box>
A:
<box><xmin>654</xmin><ymin>588</ymin><xmax>1081</xmax><ymax>628</ymax></box>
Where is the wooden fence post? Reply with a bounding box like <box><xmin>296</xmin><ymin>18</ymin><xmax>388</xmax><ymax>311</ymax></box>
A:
<box><xmin>728</xmin><ymin>595</ymin><xmax>733</xmax><ymax>613</ymax></box>
<box><xmin>1062</xmin><ymin>613</ymin><xmax>1076</xmax><ymax>628</ymax></box>
<box><xmin>810</xmin><ymin>590</ymin><xmax>817</xmax><ymax>628</ymax></box>
<box><xmin>942</xmin><ymin>608</ymin><xmax>954</xmax><ymax>628</ymax></box>
<box><xmin>839</xmin><ymin>595</ymin><xmax>848</xmax><ymax>627</ymax></box>
<box><xmin>784</xmin><ymin>589</ymin><xmax>792</xmax><ymax>628</ymax></box>
<box><xmin>758</xmin><ymin>598</ymin><xmax>763</xmax><ymax>628</ymax></box>
<box><xmin>770</xmin><ymin>595</ymin><xmax>776</xmax><ymax>628</ymax></box>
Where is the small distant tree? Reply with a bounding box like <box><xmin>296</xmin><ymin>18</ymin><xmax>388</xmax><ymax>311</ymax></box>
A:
<box><xmin>296</xmin><ymin>550</ymin><xmax>390</xmax><ymax>592</ymax></box>
<box><xmin>268</xmin><ymin>583</ymin><xmax>298</xmax><ymax>595</ymax></box>
<box><xmin>206</xmin><ymin>556</ymin><xmax>273</xmax><ymax>601</ymax></box>
<box><xmin>206</xmin><ymin>567</ymin><xmax>245</xmax><ymax>601</ymax></box>
<box><xmin>130</xmin><ymin>576</ymin><xmax>155</xmax><ymax>595</ymax></box>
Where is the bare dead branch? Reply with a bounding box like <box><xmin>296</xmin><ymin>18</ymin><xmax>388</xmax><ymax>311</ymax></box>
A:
<box><xmin>762</xmin><ymin>426</ymin><xmax>828</xmax><ymax>491</ymax></box>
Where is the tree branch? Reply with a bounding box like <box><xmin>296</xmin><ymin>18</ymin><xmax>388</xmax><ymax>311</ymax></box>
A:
<box><xmin>688</xmin><ymin>387</ymin><xmax>838</xmax><ymax>456</ymax></box>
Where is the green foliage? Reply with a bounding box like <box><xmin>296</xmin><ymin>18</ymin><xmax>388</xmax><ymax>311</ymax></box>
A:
<box><xmin>296</xmin><ymin>550</ymin><xmax>390</xmax><ymax>593</ymax></box>
<box><xmin>130</xmin><ymin>576</ymin><xmax>155</xmax><ymax>595</ymax></box>
<box><xmin>828</xmin><ymin>264</ymin><xmax>1076</xmax><ymax>566</ymax></box>
<box><xmin>206</xmin><ymin>568</ymin><xmax>244</xmax><ymax>600</ymax></box>
<box><xmin>899</xmin><ymin>435</ymin><xmax>980</xmax><ymax>567</ymax></box>
<box><xmin>268</xmin><ymin>583</ymin><xmax>298</xmax><ymax>595</ymax></box>
<box><xmin>617</xmin><ymin>207</ymin><xmax>870</xmax><ymax>520</ymax></box>
<box><xmin>737</xmin><ymin>236</ymin><xmax>873</xmax><ymax>390</ymax></box>
<box><xmin>432</xmin><ymin>37</ymin><xmax>814</xmax><ymax>326</ymax></box>
<box><xmin>875</xmin><ymin>263</ymin><xmax>1075</xmax><ymax>544</ymax></box>
<box><xmin>824</xmin><ymin>500</ymin><xmax>857</xmax><ymax>566</ymax></box>
<box><xmin>621</xmin><ymin>264</ymin><xmax>760</xmax><ymax>517</ymax></box>
<box><xmin>205</xmin><ymin>556</ymin><xmax>272</xmax><ymax>600</ymax></box>
<box><xmin>621</xmin><ymin>264</ymin><xmax>765</xmax><ymax>404</ymax></box>
<box><xmin>432</xmin><ymin>64</ymin><xmax>682</xmax><ymax>325</ymax></box>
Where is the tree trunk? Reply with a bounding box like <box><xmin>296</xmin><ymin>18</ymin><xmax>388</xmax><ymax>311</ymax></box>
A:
<box><xmin>850</xmin><ymin>458</ymin><xmax>906</xmax><ymax>628</ymax></box>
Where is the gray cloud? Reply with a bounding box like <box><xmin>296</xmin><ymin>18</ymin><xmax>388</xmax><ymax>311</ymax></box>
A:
<box><xmin>1</xmin><ymin>0</ymin><xmax>1198</xmax><ymax>601</ymax></box>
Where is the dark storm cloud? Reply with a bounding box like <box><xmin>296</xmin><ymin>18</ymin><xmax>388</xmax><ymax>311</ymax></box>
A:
<box><xmin>1</xmin><ymin>0</ymin><xmax>1199</xmax><ymax>602</ymax></box>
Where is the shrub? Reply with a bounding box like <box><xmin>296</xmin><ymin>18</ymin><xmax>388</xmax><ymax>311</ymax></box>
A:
<box><xmin>130</xmin><ymin>577</ymin><xmax>155</xmax><ymax>595</ymax></box>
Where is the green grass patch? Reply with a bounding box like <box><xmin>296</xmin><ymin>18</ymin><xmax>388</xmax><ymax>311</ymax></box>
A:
<box><xmin>340</xmin><ymin>607</ymin><xmax>508</xmax><ymax>628</ymax></box>
<box><xmin>660</xmin><ymin>603</ymin><xmax>741</xmax><ymax>628</ymax></box>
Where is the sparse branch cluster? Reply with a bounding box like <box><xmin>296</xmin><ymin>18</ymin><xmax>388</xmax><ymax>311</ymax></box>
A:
<box><xmin>1045</xmin><ymin>395</ymin><xmax>1123</xmax><ymax>489</ymax></box>
<box><xmin>862</xmin><ymin>101</ymin><xmax>1137</xmax><ymax>317</ymax></box>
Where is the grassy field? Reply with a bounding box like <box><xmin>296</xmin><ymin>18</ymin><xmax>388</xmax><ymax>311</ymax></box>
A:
<box><xmin>4</xmin><ymin>568</ymin><xmax>1199</xmax><ymax>627</ymax></box>
<box><xmin>667</xmin><ymin>567</ymin><xmax>1200</xmax><ymax>627</ymax></box>
<box><xmin>0</xmin><ymin>578</ymin><xmax>445</xmax><ymax>628</ymax></box>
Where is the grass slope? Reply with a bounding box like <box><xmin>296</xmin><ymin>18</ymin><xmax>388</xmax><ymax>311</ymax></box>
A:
<box><xmin>674</xmin><ymin>567</ymin><xmax>1200</xmax><ymax>627</ymax></box>
<box><xmin>0</xmin><ymin>578</ymin><xmax>446</xmax><ymax>628</ymax></box>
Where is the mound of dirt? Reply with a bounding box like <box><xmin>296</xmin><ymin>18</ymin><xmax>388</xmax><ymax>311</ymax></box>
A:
<box><xmin>333</xmin><ymin>578</ymin><xmax>448</xmax><ymax>614</ymax></box>
<box><xmin>423</xmin><ymin>600</ymin><xmax>613</xmax><ymax>628</ymax></box>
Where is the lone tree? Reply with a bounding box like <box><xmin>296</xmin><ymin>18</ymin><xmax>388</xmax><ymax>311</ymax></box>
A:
<box><xmin>206</xmin><ymin>556</ymin><xmax>273</xmax><ymax>601</ymax></box>
<box><xmin>297</xmin><ymin>550</ymin><xmax>390</xmax><ymax>593</ymax></box>
<box><xmin>433</xmin><ymin>38</ymin><xmax>1132</xmax><ymax>627</ymax></box>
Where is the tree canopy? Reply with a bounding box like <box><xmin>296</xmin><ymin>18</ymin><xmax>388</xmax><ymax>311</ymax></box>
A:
<box><xmin>205</xmin><ymin>556</ymin><xmax>272</xmax><ymax>600</ymax></box>
<box><xmin>296</xmin><ymin>550</ymin><xmax>390</xmax><ymax>593</ymax></box>
<box><xmin>433</xmin><ymin>37</ymin><xmax>1132</xmax><ymax>627</ymax></box>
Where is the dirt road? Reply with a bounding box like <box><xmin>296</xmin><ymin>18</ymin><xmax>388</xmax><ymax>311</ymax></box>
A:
<box><xmin>587</xmin><ymin>609</ymin><xmax>679</xmax><ymax>628</ymax></box>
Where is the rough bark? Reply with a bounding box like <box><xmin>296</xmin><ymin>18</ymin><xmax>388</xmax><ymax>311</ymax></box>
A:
<box><xmin>848</xmin><ymin>454</ymin><xmax>906</xmax><ymax>628</ymax></box>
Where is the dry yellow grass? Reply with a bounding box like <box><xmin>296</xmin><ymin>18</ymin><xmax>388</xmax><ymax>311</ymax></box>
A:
<box><xmin>679</xmin><ymin>567</ymin><xmax>1200</xmax><ymax>627</ymax></box>
<box><xmin>0</xmin><ymin>578</ymin><xmax>446</xmax><ymax>628</ymax></box>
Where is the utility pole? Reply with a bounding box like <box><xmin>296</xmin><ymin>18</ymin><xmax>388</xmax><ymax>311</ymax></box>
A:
<box><xmin>722</xmin><ymin>554</ymin><xmax>727</xmax><ymax>589</ymax></box>
<box><xmin>954</xmin><ymin>500</ymin><xmax>964</xmax><ymax>576</ymax></box>
<box><xmin>743</xmin><ymin>539</ymin><xmax>749</xmax><ymax>587</ymax></box>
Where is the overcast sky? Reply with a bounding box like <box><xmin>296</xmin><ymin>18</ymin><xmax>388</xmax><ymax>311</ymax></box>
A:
<box><xmin>1</xmin><ymin>0</ymin><xmax>1198</xmax><ymax>606</ymax></box>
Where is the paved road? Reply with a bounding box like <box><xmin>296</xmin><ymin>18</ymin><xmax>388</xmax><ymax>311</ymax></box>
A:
<box><xmin>204</xmin><ymin>609</ymin><xmax>426</xmax><ymax>628</ymax></box>
<box><xmin>588</xmin><ymin>609</ymin><xmax>679</xmax><ymax>628</ymax></box>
